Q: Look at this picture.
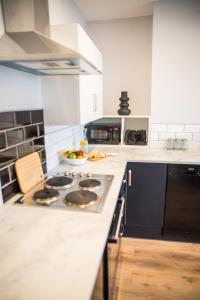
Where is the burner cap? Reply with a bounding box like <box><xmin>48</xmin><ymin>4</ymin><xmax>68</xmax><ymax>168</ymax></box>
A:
<box><xmin>33</xmin><ymin>189</ymin><xmax>60</xmax><ymax>204</ymax></box>
<box><xmin>45</xmin><ymin>176</ymin><xmax>73</xmax><ymax>190</ymax></box>
<box><xmin>65</xmin><ymin>190</ymin><xmax>98</xmax><ymax>208</ymax></box>
<box><xmin>79</xmin><ymin>179</ymin><xmax>101</xmax><ymax>190</ymax></box>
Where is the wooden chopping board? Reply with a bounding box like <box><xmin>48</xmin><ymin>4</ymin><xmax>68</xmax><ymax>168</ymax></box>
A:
<box><xmin>15</xmin><ymin>152</ymin><xmax>44</xmax><ymax>193</ymax></box>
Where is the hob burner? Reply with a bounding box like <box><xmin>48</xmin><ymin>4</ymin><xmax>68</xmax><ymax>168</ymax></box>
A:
<box><xmin>79</xmin><ymin>179</ymin><xmax>101</xmax><ymax>191</ymax></box>
<box><xmin>33</xmin><ymin>189</ymin><xmax>60</xmax><ymax>205</ymax></box>
<box><xmin>45</xmin><ymin>176</ymin><xmax>73</xmax><ymax>190</ymax></box>
<box><xmin>65</xmin><ymin>190</ymin><xmax>98</xmax><ymax>208</ymax></box>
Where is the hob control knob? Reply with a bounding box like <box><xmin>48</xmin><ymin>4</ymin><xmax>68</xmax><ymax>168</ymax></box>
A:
<box><xmin>87</xmin><ymin>173</ymin><xmax>92</xmax><ymax>178</ymax></box>
<box><xmin>79</xmin><ymin>172</ymin><xmax>84</xmax><ymax>177</ymax></box>
<box><xmin>72</xmin><ymin>172</ymin><xmax>77</xmax><ymax>177</ymax></box>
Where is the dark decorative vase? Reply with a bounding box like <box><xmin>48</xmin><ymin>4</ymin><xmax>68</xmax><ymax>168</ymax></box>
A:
<box><xmin>118</xmin><ymin>91</ymin><xmax>131</xmax><ymax>115</ymax></box>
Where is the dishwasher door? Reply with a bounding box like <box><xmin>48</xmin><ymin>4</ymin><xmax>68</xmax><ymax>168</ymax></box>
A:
<box><xmin>163</xmin><ymin>164</ymin><xmax>200</xmax><ymax>241</ymax></box>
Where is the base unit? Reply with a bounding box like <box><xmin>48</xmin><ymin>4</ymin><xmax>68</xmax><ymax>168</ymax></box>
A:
<box><xmin>125</xmin><ymin>162</ymin><xmax>167</xmax><ymax>239</ymax></box>
<box><xmin>124</xmin><ymin>226</ymin><xmax>162</xmax><ymax>239</ymax></box>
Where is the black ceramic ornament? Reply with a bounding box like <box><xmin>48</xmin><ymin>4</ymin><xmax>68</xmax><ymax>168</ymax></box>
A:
<box><xmin>118</xmin><ymin>91</ymin><xmax>131</xmax><ymax>115</ymax></box>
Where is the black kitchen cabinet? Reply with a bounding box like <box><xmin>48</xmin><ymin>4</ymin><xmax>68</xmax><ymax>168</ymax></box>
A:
<box><xmin>124</xmin><ymin>162</ymin><xmax>167</xmax><ymax>238</ymax></box>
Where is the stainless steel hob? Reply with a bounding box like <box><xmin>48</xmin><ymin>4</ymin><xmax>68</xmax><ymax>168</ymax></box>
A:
<box><xmin>15</xmin><ymin>172</ymin><xmax>114</xmax><ymax>213</ymax></box>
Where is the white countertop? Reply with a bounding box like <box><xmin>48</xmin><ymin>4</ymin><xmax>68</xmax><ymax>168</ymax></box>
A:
<box><xmin>0</xmin><ymin>148</ymin><xmax>200</xmax><ymax>300</ymax></box>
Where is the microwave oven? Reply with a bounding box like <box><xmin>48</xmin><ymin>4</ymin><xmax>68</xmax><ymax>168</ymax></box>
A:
<box><xmin>85</xmin><ymin>121</ymin><xmax>121</xmax><ymax>145</ymax></box>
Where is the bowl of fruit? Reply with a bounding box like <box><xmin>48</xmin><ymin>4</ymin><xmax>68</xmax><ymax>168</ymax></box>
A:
<box><xmin>63</xmin><ymin>150</ymin><xmax>87</xmax><ymax>165</ymax></box>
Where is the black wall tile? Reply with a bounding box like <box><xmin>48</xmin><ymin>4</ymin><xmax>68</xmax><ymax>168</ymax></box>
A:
<box><xmin>0</xmin><ymin>112</ymin><xmax>15</xmax><ymax>130</ymax></box>
<box><xmin>10</xmin><ymin>165</ymin><xmax>16</xmax><ymax>181</ymax></box>
<box><xmin>25</xmin><ymin>125</ymin><xmax>38</xmax><ymax>139</ymax></box>
<box><xmin>0</xmin><ymin>168</ymin><xmax>10</xmax><ymax>186</ymax></box>
<box><xmin>39</xmin><ymin>149</ymin><xmax>46</xmax><ymax>163</ymax></box>
<box><xmin>0</xmin><ymin>132</ymin><xmax>6</xmax><ymax>149</ymax></box>
<box><xmin>39</xmin><ymin>124</ymin><xmax>45</xmax><ymax>136</ymax></box>
<box><xmin>0</xmin><ymin>147</ymin><xmax>17</xmax><ymax>168</ymax></box>
<box><xmin>0</xmin><ymin>109</ymin><xmax>46</xmax><ymax>202</ymax></box>
<box><xmin>33</xmin><ymin>137</ymin><xmax>45</xmax><ymax>150</ymax></box>
<box><xmin>18</xmin><ymin>141</ymin><xmax>33</xmax><ymax>158</ymax></box>
<box><xmin>42</xmin><ymin>162</ymin><xmax>47</xmax><ymax>174</ymax></box>
<box><xmin>31</xmin><ymin>110</ymin><xmax>44</xmax><ymax>123</ymax></box>
<box><xmin>15</xmin><ymin>111</ymin><xmax>31</xmax><ymax>126</ymax></box>
<box><xmin>2</xmin><ymin>181</ymin><xmax>20</xmax><ymax>203</ymax></box>
<box><xmin>7</xmin><ymin>128</ymin><xmax>24</xmax><ymax>146</ymax></box>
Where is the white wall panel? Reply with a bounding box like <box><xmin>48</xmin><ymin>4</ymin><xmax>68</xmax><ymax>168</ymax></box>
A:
<box><xmin>151</xmin><ymin>0</ymin><xmax>200</xmax><ymax>124</ymax></box>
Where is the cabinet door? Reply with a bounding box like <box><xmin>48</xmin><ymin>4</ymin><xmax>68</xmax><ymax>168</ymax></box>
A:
<box><xmin>125</xmin><ymin>162</ymin><xmax>167</xmax><ymax>237</ymax></box>
<box><xmin>42</xmin><ymin>75</ymin><xmax>102</xmax><ymax>125</ymax></box>
<box><xmin>79</xmin><ymin>75</ymin><xmax>103</xmax><ymax>124</ymax></box>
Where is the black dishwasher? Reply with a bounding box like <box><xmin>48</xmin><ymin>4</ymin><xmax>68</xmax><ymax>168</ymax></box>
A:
<box><xmin>163</xmin><ymin>164</ymin><xmax>200</xmax><ymax>242</ymax></box>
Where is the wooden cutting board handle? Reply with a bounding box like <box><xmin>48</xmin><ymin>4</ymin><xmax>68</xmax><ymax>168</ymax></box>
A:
<box><xmin>15</xmin><ymin>152</ymin><xmax>44</xmax><ymax>194</ymax></box>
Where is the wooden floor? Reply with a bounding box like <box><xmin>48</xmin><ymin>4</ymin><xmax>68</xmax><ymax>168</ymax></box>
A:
<box><xmin>110</xmin><ymin>238</ymin><xmax>200</xmax><ymax>300</ymax></box>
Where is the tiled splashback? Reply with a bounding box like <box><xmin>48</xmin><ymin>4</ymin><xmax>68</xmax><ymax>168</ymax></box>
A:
<box><xmin>45</xmin><ymin>125</ymin><xmax>84</xmax><ymax>171</ymax></box>
<box><xmin>150</xmin><ymin>123</ymin><xmax>200</xmax><ymax>149</ymax></box>
<box><xmin>0</xmin><ymin>110</ymin><xmax>46</xmax><ymax>203</ymax></box>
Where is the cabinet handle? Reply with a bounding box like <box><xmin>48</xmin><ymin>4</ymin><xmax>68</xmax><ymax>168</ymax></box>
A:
<box><xmin>128</xmin><ymin>170</ymin><xmax>132</xmax><ymax>187</ymax></box>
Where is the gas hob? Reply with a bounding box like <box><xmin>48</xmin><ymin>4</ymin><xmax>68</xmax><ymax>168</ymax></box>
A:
<box><xmin>15</xmin><ymin>172</ymin><xmax>114</xmax><ymax>213</ymax></box>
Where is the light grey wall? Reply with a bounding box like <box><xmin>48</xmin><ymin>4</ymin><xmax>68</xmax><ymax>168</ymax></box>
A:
<box><xmin>0</xmin><ymin>2</ymin><xmax>42</xmax><ymax>110</ymax></box>
<box><xmin>0</xmin><ymin>66</ymin><xmax>42</xmax><ymax>111</ymax></box>
<box><xmin>151</xmin><ymin>0</ymin><xmax>200</xmax><ymax>124</ymax></box>
<box><xmin>87</xmin><ymin>17</ymin><xmax>152</xmax><ymax>116</ymax></box>
<box><xmin>48</xmin><ymin>0</ymin><xmax>87</xmax><ymax>29</ymax></box>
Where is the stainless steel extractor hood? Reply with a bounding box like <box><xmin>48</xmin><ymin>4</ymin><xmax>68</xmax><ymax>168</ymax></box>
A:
<box><xmin>0</xmin><ymin>0</ymin><xmax>102</xmax><ymax>76</ymax></box>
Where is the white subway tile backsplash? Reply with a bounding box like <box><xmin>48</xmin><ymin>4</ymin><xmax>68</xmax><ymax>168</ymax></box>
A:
<box><xmin>159</xmin><ymin>132</ymin><xmax>175</xmax><ymax>140</ymax></box>
<box><xmin>150</xmin><ymin>132</ymin><xmax>159</xmax><ymax>141</ymax></box>
<box><xmin>193</xmin><ymin>133</ymin><xmax>200</xmax><ymax>141</ymax></box>
<box><xmin>188</xmin><ymin>141</ymin><xmax>200</xmax><ymax>149</ymax></box>
<box><xmin>45</xmin><ymin>125</ymin><xmax>84</xmax><ymax>172</ymax></box>
<box><xmin>175</xmin><ymin>132</ymin><xmax>193</xmax><ymax>140</ymax></box>
<box><xmin>150</xmin><ymin>140</ymin><xmax>166</xmax><ymax>149</ymax></box>
<box><xmin>185</xmin><ymin>124</ymin><xmax>200</xmax><ymax>132</ymax></box>
<box><xmin>151</xmin><ymin>124</ymin><xmax>167</xmax><ymax>132</ymax></box>
<box><xmin>150</xmin><ymin>122</ymin><xmax>200</xmax><ymax>149</ymax></box>
<box><xmin>168</xmin><ymin>124</ymin><xmax>185</xmax><ymax>132</ymax></box>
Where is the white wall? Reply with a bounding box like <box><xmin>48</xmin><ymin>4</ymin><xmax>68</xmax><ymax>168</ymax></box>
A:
<box><xmin>0</xmin><ymin>66</ymin><xmax>42</xmax><ymax>111</ymax></box>
<box><xmin>0</xmin><ymin>2</ymin><xmax>4</xmax><ymax>37</ymax></box>
<box><xmin>151</xmin><ymin>0</ymin><xmax>200</xmax><ymax>124</ymax></box>
<box><xmin>0</xmin><ymin>2</ymin><xmax>42</xmax><ymax>111</ymax></box>
<box><xmin>87</xmin><ymin>17</ymin><xmax>152</xmax><ymax>116</ymax></box>
<box><xmin>48</xmin><ymin>0</ymin><xmax>87</xmax><ymax>29</ymax></box>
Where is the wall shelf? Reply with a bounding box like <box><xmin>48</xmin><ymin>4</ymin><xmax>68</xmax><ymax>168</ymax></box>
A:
<box><xmin>88</xmin><ymin>115</ymin><xmax>150</xmax><ymax>148</ymax></box>
<box><xmin>103</xmin><ymin>115</ymin><xmax>150</xmax><ymax>119</ymax></box>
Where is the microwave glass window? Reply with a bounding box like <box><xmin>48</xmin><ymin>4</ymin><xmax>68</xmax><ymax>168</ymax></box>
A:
<box><xmin>91</xmin><ymin>130</ymin><xmax>109</xmax><ymax>140</ymax></box>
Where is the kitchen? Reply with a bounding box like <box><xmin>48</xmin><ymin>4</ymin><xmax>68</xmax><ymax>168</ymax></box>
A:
<box><xmin>0</xmin><ymin>0</ymin><xmax>200</xmax><ymax>300</ymax></box>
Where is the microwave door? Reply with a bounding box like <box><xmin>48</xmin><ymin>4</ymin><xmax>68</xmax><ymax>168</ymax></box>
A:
<box><xmin>90</xmin><ymin>129</ymin><xmax>112</xmax><ymax>143</ymax></box>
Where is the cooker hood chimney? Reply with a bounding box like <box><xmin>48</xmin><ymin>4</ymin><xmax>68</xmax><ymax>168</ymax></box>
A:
<box><xmin>0</xmin><ymin>0</ymin><xmax>102</xmax><ymax>75</ymax></box>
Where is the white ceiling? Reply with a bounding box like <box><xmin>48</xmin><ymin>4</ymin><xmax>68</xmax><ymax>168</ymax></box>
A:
<box><xmin>74</xmin><ymin>0</ymin><xmax>158</xmax><ymax>22</ymax></box>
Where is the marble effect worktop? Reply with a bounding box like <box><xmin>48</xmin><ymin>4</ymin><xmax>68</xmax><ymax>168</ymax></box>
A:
<box><xmin>0</xmin><ymin>147</ymin><xmax>200</xmax><ymax>300</ymax></box>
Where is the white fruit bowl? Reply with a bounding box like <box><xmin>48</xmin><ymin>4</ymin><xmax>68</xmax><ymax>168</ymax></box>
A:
<box><xmin>64</xmin><ymin>157</ymin><xmax>87</xmax><ymax>166</ymax></box>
